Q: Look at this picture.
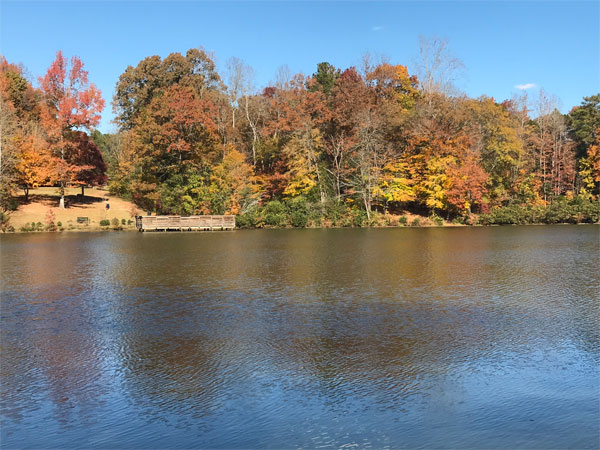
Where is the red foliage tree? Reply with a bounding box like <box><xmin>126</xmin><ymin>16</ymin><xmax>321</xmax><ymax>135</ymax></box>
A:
<box><xmin>39</xmin><ymin>51</ymin><xmax>105</xmax><ymax>207</ymax></box>
<box><xmin>68</xmin><ymin>131</ymin><xmax>108</xmax><ymax>196</ymax></box>
<box><xmin>446</xmin><ymin>155</ymin><xmax>489</xmax><ymax>214</ymax></box>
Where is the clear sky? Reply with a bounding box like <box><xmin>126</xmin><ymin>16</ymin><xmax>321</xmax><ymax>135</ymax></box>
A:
<box><xmin>1</xmin><ymin>1</ymin><xmax>598</xmax><ymax>133</ymax></box>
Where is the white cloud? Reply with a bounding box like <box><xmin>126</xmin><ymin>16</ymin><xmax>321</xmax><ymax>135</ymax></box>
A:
<box><xmin>372</xmin><ymin>25</ymin><xmax>384</xmax><ymax>32</ymax></box>
<box><xmin>515</xmin><ymin>83</ymin><xmax>536</xmax><ymax>90</ymax></box>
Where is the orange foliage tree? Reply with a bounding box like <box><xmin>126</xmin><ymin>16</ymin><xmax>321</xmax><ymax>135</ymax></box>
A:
<box><xmin>39</xmin><ymin>51</ymin><xmax>105</xmax><ymax>208</ymax></box>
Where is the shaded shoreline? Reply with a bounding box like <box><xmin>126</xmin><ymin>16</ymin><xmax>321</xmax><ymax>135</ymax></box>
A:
<box><xmin>4</xmin><ymin>221</ymin><xmax>599</xmax><ymax>235</ymax></box>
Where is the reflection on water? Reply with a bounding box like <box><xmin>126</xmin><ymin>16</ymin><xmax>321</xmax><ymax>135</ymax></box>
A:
<box><xmin>1</xmin><ymin>227</ymin><xmax>599</xmax><ymax>448</ymax></box>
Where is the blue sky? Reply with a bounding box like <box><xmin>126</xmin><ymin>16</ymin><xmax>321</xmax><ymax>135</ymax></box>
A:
<box><xmin>1</xmin><ymin>1</ymin><xmax>598</xmax><ymax>133</ymax></box>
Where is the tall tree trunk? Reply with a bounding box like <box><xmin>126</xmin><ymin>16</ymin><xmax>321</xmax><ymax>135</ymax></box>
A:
<box><xmin>244</xmin><ymin>96</ymin><xmax>258</xmax><ymax>167</ymax></box>
<box><xmin>59</xmin><ymin>136</ymin><xmax>65</xmax><ymax>208</ymax></box>
<box><xmin>59</xmin><ymin>181</ymin><xmax>65</xmax><ymax>209</ymax></box>
<box><xmin>305</xmin><ymin>129</ymin><xmax>326</xmax><ymax>205</ymax></box>
<box><xmin>316</xmin><ymin>168</ymin><xmax>325</xmax><ymax>204</ymax></box>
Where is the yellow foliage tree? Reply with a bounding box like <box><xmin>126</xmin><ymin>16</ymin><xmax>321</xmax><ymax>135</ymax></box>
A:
<box><xmin>418</xmin><ymin>155</ymin><xmax>455</xmax><ymax>212</ymax></box>
<box><xmin>372</xmin><ymin>160</ymin><xmax>415</xmax><ymax>210</ymax></box>
<box><xmin>578</xmin><ymin>132</ymin><xmax>600</xmax><ymax>199</ymax></box>
<box><xmin>210</xmin><ymin>147</ymin><xmax>258</xmax><ymax>214</ymax></box>
<box><xmin>282</xmin><ymin>129</ymin><xmax>324</xmax><ymax>199</ymax></box>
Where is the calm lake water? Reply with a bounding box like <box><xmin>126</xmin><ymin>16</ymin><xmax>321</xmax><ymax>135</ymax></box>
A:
<box><xmin>1</xmin><ymin>226</ymin><xmax>599</xmax><ymax>449</ymax></box>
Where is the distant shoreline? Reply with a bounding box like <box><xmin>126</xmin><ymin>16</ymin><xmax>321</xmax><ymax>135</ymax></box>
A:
<box><xmin>3</xmin><ymin>187</ymin><xmax>598</xmax><ymax>234</ymax></box>
<box><xmin>4</xmin><ymin>221</ymin><xmax>599</xmax><ymax>235</ymax></box>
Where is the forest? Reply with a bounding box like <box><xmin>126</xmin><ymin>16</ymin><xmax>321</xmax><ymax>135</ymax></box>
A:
<box><xmin>1</xmin><ymin>40</ymin><xmax>599</xmax><ymax>228</ymax></box>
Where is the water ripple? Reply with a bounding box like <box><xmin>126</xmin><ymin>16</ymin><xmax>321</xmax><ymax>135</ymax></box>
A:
<box><xmin>1</xmin><ymin>227</ymin><xmax>598</xmax><ymax>448</ymax></box>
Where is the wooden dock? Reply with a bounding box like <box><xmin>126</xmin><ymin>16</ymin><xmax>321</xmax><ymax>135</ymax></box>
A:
<box><xmin>136</xmin><ymin>215</ymin><xmax>235</xmax><ymax>231</ymax></box>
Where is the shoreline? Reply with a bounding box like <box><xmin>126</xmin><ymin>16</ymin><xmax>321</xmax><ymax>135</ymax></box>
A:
<box><xmin>3</xmin><ymin>187</ymin><xmax>599</xmax><ymax>234</ymax></box>
<box><xmin>3</xmin><ymin>221</ymin><xmax>598</xmax><ymax>235</ymax></box>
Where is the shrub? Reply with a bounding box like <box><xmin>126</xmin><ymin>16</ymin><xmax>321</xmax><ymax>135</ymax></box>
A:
<box><xmin>479</xmin><ymin>204</ymin><xmax>531</xmax><ymax>225</ymax></box>
<box><xmin>352</xmin><ymin>209</ymin><xmax>368</xmax><ymax>227</ymax></box>
<box><xmin>368</xmin><ymin>211</ymin><xmax>387</xmax><ymax>227</ymax></box>
<box><xmin>100</xmin><ymin>219</ymin><xmax>110</xmax><ymax>227</ymax></box>
<box><xmin>463</xmin><ymin>214</ymin><xmax>478</xmax><ymax>226</ymax></box>
<box><xmin>429</xmin><ymin>214</ymin><xmax>444</xmax><ymax>226</ymax></box>
<box><xmin>544</xmin><ymin>198</ymin><xmax>576</xmax><ymax>224</ymax></box>
<box><xmin>0</xmin><ymin>184</ymin><xmax>18</xmax><ymax>211</ymax></box>
<box><xmin>127</xmin><ymin>219</ymin><xmax>133</xmax><ymax>225</ymax></box>
<box><xmin>398</xmin><ymin>215</ymin><xmax>408</xmax><ymax>225</ymax></box>
<box><xmin>45</xmin><ymin>209</ymin><xmax>56</xmax><ymax>228</ymax></box>
<box><xmin>44</xmin><ymin>209</ymin><xmax>57</xmax><ymax>231</ymax></box>
<box><xmin>121</xmin><ymin>218</ymin><xmax>127</xmax><ymax>225</ymax></box>
<box><xmin>57</xmin><ymin>221</ymin><xmax>62</xmax><ymax>227</ymax></box>
<box><xmin>580</xmin><ymin>199</ymin><xmax>600</xmax><ymax>223</ymax></box>
<box><xmin>35</xmin><ymin>222</ymin><xmax>43</xmax><ymax>231</ymax></box>
<box><xmin>290</xmin><ymin>210</ymin><xmax>308</xmax><ymax>228</ymax></box>
<box><xmin>546</xmin><ymin>197</ymin><xmax>600</xmax><ymax>224</ymax></box>
<box><xmin>411</xmin><ymin>218</ymin><xmax>421</xmax><ymax>227</ymax></box>
<box><xmin>263</xmin><ymin>201</ymin><xmax>287</xmax><ymax>227</ymax></box>
<box><xmin>236</xmin><ymin>210</ymin><xmax>258</xmax><ymax>228</ymax></box>
<box><xmin>0</xmin><ymin>211</ymin><xmax>12</xmax><ymax>232</ymax></box>
<box><xmin>236</xmin><ymin>204</ymin><xmax>262</xmax><ymax>228</ymax></box>
<box><xmin>20</xmin><ymin>222</ymin><xmax>38</xmax><ymax>232</ymax></box>
<box><xmin>307</xmin><ymin>215</ymin><xmax>322</xmax><ymax>227</ymax></box>
<box><xmin>339</xmin><ymin>214</ymin><xmax>353</xmax><ymax>227</ymax></box>
<box><xmin>324</xmin><ymin>200</ymin><xmax>346</xmax><ymax>226</ymax></box>
<box><xmin>286</xmin><ymin>197</ymin><xmax>309</xmax><ymax>228</ymax></box>
<box><xmin>478</xmin><ymin>197</ymin><xmax>600</xmax><ymax>225</ymax></box>
<box><xmin>111</xmin><ymin>218</ymin><xmax>121</xmax><ymax>230</ymax></box>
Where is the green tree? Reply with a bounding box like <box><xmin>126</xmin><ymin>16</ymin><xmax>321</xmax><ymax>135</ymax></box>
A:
<box><xmin>568</xmin><ymin>94</ymin><xmax>600</xmax><ymax>158</ymax></box>
<box><xmin>128</xmin><ymin>85</ymin><xmax>220</xmax><ymax>212</ymax></box>
<box><xmin>309</xmin><ymin>62</ymin><xmax>341</xmax><ymax>97</ymax></box>
<box><xmin>578</xmin><ymin>131</ymin><xmax>600</xmax><ymax>198</ymax></box>
<box><xmin>466</xmin><ymin>97</ymin><xmax>524</xmax><ymax>204</ymax></box>
<box><xmin>113</xmin><ymin>48</ymin><xmax>223</xmax><ymax>129</ymax></box>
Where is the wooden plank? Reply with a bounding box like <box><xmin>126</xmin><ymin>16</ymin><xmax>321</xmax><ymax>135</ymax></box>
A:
<box><xmin>224</xmin><ymin>216</ymin><xmax>235</xmax><ymax>228</ymax></box>
<box><xmin>137</xmin><ymin>215</ymin><xmax>236</xmax><ymax>231</ymax></box>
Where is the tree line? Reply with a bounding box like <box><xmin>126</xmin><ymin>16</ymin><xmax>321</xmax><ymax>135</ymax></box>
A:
<box><xmin>1</xmin><ymin>40</ymin><xmax>599</xmax><ymax>226</ymax></box>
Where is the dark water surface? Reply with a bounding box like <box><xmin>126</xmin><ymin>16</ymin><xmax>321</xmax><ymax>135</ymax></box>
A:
<box><xmin>1</xmin><ymin>226</ymin><xmax>599</xmax><ymax>449</ymax></box>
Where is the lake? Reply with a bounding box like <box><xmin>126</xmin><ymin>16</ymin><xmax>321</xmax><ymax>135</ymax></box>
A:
<box><xmin>1</xmin><ymin>226</ymin><xmax>598</xmax><ymax>448</ymax></box>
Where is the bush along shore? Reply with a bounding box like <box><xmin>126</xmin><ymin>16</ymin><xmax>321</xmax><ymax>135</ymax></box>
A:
<box><xmin>236</xmin><ymin>196</ymin><xmax>600</xmax><ymax>228</ymax></box>
<box><xmin>1</xmin><ymin>212</ymin><xmax>137</xmax><ymax>233</ymax></box>
<box><xmin>4</xmin><ymin>194</ymin><xmax>598</xmax><ymax>234</ymax></box>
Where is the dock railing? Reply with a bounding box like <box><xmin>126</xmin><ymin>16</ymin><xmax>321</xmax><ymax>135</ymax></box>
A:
<box><xmin>136</xmin><ymin>215</ymin><xmax>235</xmax><ymax>231</ymax></box>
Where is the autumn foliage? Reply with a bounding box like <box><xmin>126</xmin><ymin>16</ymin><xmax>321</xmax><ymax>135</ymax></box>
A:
<box><xmin>1</xmin><ymin>48</ymin><xmax>599</xmax><ymax>225</ymax></box>
<box><xmin>1</xmin><ymin>53</ymin><xmax>106</xmax><ymax>208</ymax></box>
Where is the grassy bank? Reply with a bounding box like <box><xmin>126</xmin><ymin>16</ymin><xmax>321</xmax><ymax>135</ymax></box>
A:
<box><xmin>1</xmin><ymin>187</ymin><xmax>139</xmax><ymax>232</ymax></box>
